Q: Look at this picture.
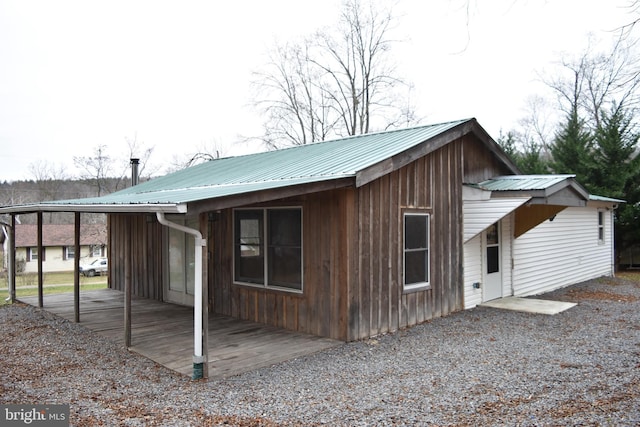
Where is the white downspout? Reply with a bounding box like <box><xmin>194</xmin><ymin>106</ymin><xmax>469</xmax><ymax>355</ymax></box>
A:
<box><xmin>156</xmin><ymin>212</ymin><xmax>206</xmax><ymax>379</ymax></box>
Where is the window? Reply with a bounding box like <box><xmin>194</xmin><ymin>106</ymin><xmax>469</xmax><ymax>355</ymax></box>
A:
<box><xmin>234</xmin><ymin>208</ymin><xmax>302</xmax><ymax>291</ymax></box>
<box><xmin>64</xmin><ymin>246</ymin><xmax>75</xmax><ymax>260</ymax></box>
<box><xmin>598</xmin><ymin>210</ymin><xmax>605</xmax><ymax>244</ymax></box>
<box><xmin>486</xmin><ymin>222</ymin><xmax>500</xmax><ymax>274</ymax></box>
<box><xmin>403</xmin><ymin>212</ymin><xmax>430</xmax><ymax>290</ymax></box>
<box><xmin>90</xmin><ymin>245</ymin><xmax>102</xmax><ymax>257</ymax></box>
<box><xmin>27</xmin><ymin>247</ymin><xmax>44</xmax><ymax>262</ymax></box>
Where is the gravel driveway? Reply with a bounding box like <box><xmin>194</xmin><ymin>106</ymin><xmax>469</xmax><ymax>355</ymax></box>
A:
<box><xmin>1</xmin><ymin>274</ymin><xmax>639</xmax><ymax>426</ymax></box>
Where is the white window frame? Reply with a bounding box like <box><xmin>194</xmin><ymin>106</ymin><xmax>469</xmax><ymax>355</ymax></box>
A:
<box><xmin>233</xmin><ymin>207</ymin><xmax>304</xmax><ymax>293</ymax></box>
<box><xmin>403</xmin><ymin>212</ymin><xmax>430</xmax><ymax>291</ymax></box>
<box><xmin>28</xmin><ymin>247</ymin><xmax>38</xmax><ymax>262</ymax></box>
<box><xmin>597</xmin><ymin>210</ymin><xmax>605</xmax><ymax>245</ymax></box>
<box><xmin>90</xmin><ymin>245</ymin><xmax>102</xmax><ymax>257</ymax></box>
<box><xmin>65</xmin><ymin>246</ymin><xmax>75</xmax><ymax>260</ymax></box>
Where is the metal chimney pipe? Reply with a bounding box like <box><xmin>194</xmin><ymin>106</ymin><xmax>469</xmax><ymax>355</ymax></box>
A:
<box><xmin>130</xmin><ymin>158</ymin><xmax>140</xmax><ymax>186</ymax></box>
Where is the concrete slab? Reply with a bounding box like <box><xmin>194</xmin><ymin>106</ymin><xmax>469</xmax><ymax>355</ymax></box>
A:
<box><xmin>479</xmin><ymin>297</ymin><xmax>577</xmax><ymax>315</ymax></box>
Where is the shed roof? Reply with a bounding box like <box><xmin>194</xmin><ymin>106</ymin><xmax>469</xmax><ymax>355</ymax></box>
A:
<box><xmin>0</xmin><ymin>118</ymin><xmax>516</xmax><ymax>214</ymax></box>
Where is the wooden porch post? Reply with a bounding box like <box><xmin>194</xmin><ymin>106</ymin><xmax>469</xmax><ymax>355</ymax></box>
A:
<box><xmin>74</xmin><ymin>212</ymin><xmax>81</xmax><ymax>323</ymax></box>
<box><xmin>200</xmin><ymin>213</ymin><xmax>209</xmax><ymax>379</ymax></box>
<box><xmin>124</xmin><ymin>216</ymin><xmax>132</xmax><ymax>347</ymax></box>
<box><xmin>8</xmin><ymin>215</ymin><xmax>16</xmax><ymax>303</ymax></box>
<box><xmin>37</xmin><ymin>211</ymin><xmax>43</xmax><ymax>307</ymax></box>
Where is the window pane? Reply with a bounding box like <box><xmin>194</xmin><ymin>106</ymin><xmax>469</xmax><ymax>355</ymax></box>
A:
<box><xmin>405</xmin><ymin>250</ymin><xmax>428</xmax><ymax>285</ymax></box>
<box><xmin>235</xmin><ymin>210</ymin><xmax>265</xmax><ymax>284</ymax></box>
<box><xmin>487</xmin><ymin>246</ymin><xmax>499</xmax><ymax>274</ymax></box>
<box><xmin>269</xmin><ymin>247</ymin><xmax>302</xmax><ymax>290</ymax></box>
<box><xmin>405</xmin><ymin>215</ymin><xmax>427</xmax><ymax>249</ymax></box>
<box><xmin>268</xmin><ymin>209</ymin><xmax>302</xmax><ymax>246</ymax></box>
<box><xmin>268</xmin><ymin>209</ymin><xmax>302</xmax><ymax>289</ymax></box>
<box><xmin>486</xmin><ymin>223</ymin><xmax>499</xmax><ymax>245</ymax></box>
<box><xmin>169</xmin><ymin>227</ymin><xmax>186</xmax><ymax>292</ymax></box>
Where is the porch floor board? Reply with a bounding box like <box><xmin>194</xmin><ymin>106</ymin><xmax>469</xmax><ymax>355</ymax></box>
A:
<box><xmin>18</xmin><ymin>289</ymin><xmax>340</xmax><ymax>378</ymax></box>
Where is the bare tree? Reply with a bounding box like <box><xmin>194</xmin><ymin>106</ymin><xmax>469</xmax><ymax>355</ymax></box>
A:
<box><xmin>27</xmin><ymin>160</ymin><xmax>69</xmax><ymax>201</ymax></box>
<box><xmin>113</xmin><ymin>133</ymin><xmax>157</xmax><ymax>190</ymax></box>
<box><xmin>252</xmin><ymin>0</ymin><xmax>418</xmax><ymax>148</ymax></box>
<box><xmin>73</xmin><ymin>145</ymin><xmax>114</xmax><ymax>197</ymax></box>
<box><xmin>542</xmin><ymin>37</ymin><xmax>640</xmax><ymax>129</ymax></box>
<box><xmin>167</xmin><ymin>139</ymin><xmax>228</xmax><ymax>172</ymax></box>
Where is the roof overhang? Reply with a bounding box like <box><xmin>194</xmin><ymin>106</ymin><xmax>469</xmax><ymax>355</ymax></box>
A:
<box><xmin>0</xmin><ymin>203</ymin><xmax>187</xmax><ymax>215</ymax></box>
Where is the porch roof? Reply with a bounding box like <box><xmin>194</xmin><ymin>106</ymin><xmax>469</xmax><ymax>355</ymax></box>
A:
<box><xmin>475</xmin><ymin>174</ymin><xmax>590</xmax><ymax>201</ymax></box>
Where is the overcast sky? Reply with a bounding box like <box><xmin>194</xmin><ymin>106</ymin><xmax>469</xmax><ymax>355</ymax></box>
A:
<box><xmin>0</xmin><ymin>0</ymin><xmax>633</xmax><ymax>182</ymax></box>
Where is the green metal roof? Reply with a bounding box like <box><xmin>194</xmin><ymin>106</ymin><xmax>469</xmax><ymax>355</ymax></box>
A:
<box><xmin>478</xmin><ymin>175</ymin><xmax>623</xmax><ymax>205</ymax></box>
<box><xmin>477</xmin><ymin>175</ymin><xmax>578</xmax><ymax>191</ymax></box>
<box><xmin>588</xmin><ymin>194</ymin><xmax>626</xmax><ymax>203</ymax></box>
<box><xmin>2</xmin><ymin>118</ymin><xmax>488</xmax><ymax>213</ymax></box>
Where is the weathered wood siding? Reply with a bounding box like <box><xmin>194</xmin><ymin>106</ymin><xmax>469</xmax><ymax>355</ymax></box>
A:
<box><xmin>108</xmin><ymin>214</ymin><xmax>164</xmax><ymax>301</ymax></box>
<box><xmin>462</xmin><ymin>135</ymin><xmax>512</xmax><ymax>182</ymax></box>
<box><xmin>211</xmin><ymin>188</ymin><xmax>354</xmax><ymax>341</ymax></box>
<box><xmin>348</xmin><ymin>140</ymin><xmax>465</xmax><ymax>340</ymax></box>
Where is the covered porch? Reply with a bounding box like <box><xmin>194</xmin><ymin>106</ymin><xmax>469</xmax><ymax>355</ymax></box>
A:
<box><xmin>19</xmin><ymin>289</ymin><xmax>340</xmax><ymax>378</ymax></box>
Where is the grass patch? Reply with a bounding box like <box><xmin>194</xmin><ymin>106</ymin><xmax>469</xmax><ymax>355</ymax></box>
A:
<box><xmin>617</xmin><ymin>270</ymin><xmax>640</xmax><ymax>283</ymax></box>
<box><xmin>0</xmin><ymin>271</ymin><xmax>108</xmax><ymax>305</ymax></box>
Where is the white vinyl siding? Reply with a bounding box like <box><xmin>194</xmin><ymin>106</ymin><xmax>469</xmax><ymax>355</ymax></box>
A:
<box><xmin>463</xmin><ymin>214</ymin><xmax>513</xmax><ymax>309</ymax></box>
<box><xmin>500</xmin><ymin>215</ymin><xmax>513</xmax><ymax>299</ymax></box>
<box><xmin>463</xmin><ymin>234</ymin><xmax>482</xmax><ymax>309</ymax></box>
<box><xmin>512</xmin><ymin>207</ymin><xmax>614</xmax><ymax>297</ymax></box>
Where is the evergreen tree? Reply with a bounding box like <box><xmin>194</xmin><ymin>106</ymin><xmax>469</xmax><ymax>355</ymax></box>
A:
<box><xmin>550</xmin><ymin>108</ymin><xmax>595</xmax><ymax>186</ymax></box>
<box><xmin>518</xmin><ymin>139</ymin><xmax>550</xmax><ymax>174</ymax></box>
<box><xmin>496</xmin><ymin>130</ymin><xmax>519</xmax><ymax>160</ymax></box>
<box><xmin>591</xmin><ymin>105</ymin><xmax>640</xmax><ymax>256</ymax></box>
<box><xmin>591</xmin><ymin>105</ymin><xmax>639</xmax><ymax>198</ymax></box>
<box><xmin>497</xmin><ymin>131</ymin><xmax>551</xmax><ymax>174</ymax></box>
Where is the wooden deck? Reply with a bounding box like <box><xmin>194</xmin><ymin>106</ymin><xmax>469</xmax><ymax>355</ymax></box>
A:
<box><xmin>19</xmin><ymin>289</ymin><xmax>340</xmax><ymax>379</ymax></box>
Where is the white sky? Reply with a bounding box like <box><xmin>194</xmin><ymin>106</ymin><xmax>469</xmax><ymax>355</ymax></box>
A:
<box><xmin>0</xmin><ymin>0</ymin><xmax>633</xmax><ymax>182</ymax></box>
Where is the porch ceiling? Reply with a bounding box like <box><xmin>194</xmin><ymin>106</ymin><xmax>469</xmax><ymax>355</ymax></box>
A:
<box><xmin>463</xmin><ymin>197</ymin><xmax>531</xmax><ymax>243</ymax></box>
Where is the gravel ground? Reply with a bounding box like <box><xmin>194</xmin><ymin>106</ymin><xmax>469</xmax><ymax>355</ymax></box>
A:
<box><xmin>1</xmin><ymin>275</ymin><xmax>639</xmax><ymax>426</ymax></box>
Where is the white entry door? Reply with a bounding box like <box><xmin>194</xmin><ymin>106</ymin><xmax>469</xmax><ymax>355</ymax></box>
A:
<box><xmin>483</xmin><ymin>222</ymin><xmax>502</xmax><ymax>302</ymax></box>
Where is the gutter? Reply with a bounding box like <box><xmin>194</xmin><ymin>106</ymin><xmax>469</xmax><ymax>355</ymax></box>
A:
<box><xmin>0</xmin><ymin>203</ymin><xmax>187</xmax><ymax>215</ymax></box>
<box><xmin>156</xmin><ymin>212</ymin><xmax>206</xmax><ymax>380</ymax></box>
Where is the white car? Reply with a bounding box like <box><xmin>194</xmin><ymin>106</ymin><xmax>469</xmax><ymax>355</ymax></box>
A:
<box><xmin>79</xmin><ymin>258</ymin><xmax>108</xmax><ymax>277</ymax></box>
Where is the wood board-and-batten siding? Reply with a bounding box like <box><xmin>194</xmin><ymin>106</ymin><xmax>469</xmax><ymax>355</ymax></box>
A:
<box><xmin>107</xmin><ymin>135</ymin><xmax>512</xmax><ymax>342</ymax></box>
<box><xmin>212</xmin><ymin>140</ymin><xmax>466</xmax><ymax>341</ymax></box>
<box><xmin>108</xmin><ymin>214</ymin><xmax>164</xmax><ymax>301</ymax></box>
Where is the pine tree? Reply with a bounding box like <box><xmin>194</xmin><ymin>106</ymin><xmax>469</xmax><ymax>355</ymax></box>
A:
<box><xmin>591</xmin><ymin>105</ymin><xmax>639</xmax><ymax>198</ymax></box>
<box><xmin>550</xmin><ymin>108</ymin><xmax>595</xmax><ymax>186</ymax></box>
<box><xmin>518</xmin><ymin>139</ymin><xmax>550</xmax><ymax>174</ymax></box>
<box><xmin>591</xmin><ymin>104</ymin><xmax>640</xmax><ymax>257</ymax></box>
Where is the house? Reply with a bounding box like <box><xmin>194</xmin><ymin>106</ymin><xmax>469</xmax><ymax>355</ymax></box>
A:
<box><xmin>0</xmin><ymin>118</ymin><xmax>621</xmax><ymax>378</ymax></box>
<box><xmin>10</xmin><ymin>223</ymin><xmax>107</xmax><ymax>273</ymax></box>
